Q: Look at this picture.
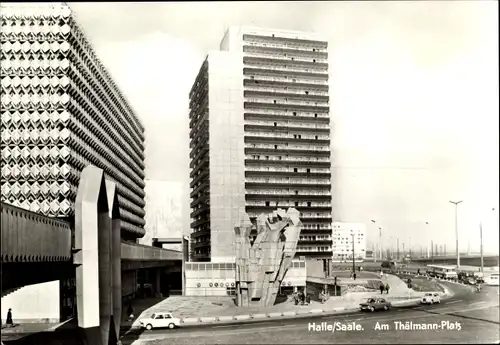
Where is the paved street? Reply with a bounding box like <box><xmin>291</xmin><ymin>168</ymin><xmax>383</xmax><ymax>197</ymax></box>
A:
<box><xmin>122</xmin><ymin>284</ymin><xmax>499</xmax><ymax>345</ymax></box>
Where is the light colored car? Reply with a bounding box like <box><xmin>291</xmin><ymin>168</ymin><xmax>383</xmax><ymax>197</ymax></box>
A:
<box><xmin>420</xmin><ymin>292</ymin><xmax>441</xmax><ymax>304</ymax></box>
<box><xmin>139</xmin><ymin>312</ymin><xmax>181</xmax><ymax>330</ymax></box>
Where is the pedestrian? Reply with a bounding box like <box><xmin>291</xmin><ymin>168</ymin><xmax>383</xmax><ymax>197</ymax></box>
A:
<box><xmin>380</xmin><ymin>270</ymin><xmax>383</xmax><ymax>279</ymax></box>
<box><xmin>379</xmin><ymin>283</ymin><xmax>385</xmax><ymax>294</ymax></box>
<box><xmin>385</xmin><ymin>283</ymin><xmax>390</xmax><ymax>294</ymax></box>
<box><xmin>127</xmin><ymin>303</ymin><xmax>134</xmax><ymax>321</ymax></box>
<box><xmin>353</xmin><ymin>273</ymin><xmax>357</xmax><ymax>280</ymax></box>
<box><xmin>6</xmin><ymin>308</ymin><xmax>13</xmax><ymax>327</ymax></box>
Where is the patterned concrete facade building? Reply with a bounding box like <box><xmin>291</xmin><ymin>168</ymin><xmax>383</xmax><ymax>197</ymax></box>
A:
<box><xmin>0</xmin><ymin>3</ymin><xmax>146</xmax><ymax>241</ymax></box>
<box><xmin>189</xmin><ymin>26</ymin><xmax>332</xmax><ymax>262</ymax></box>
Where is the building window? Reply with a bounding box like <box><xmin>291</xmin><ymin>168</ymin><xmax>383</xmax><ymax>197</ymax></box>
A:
<box><xmin>305</xmin><ymin>91</ymin><xmax>309</xmax><ymax>95</ymax></box>
<box><xmin>295</xmin><ymin>190</ymin><xmax>299</xmax><ymax>195</ymax></box>
<box><xmin>274</xmin><ymin>145</ymin><xmax>278</xmax><ymax>149</ymax></box>
<box><xmin>315</xmin><ymin>135</ymin><xmax>318</xmax><ymax>140</ymax></box>
<box><xmin>274</xmin><ymin>100</ymin><xmax>277</xmax><ymax>104</ymax></box>
<box><xmin>279</xmin><ymin>156</ymin><xmax>282</xmax><ymax>160</ymax></box>
<box><xmin>314</xmin><ymin>113</ymin><xmax>318</xmax><ymax>118</ymax></box>
<box><xmin>266</xmin><ymin>156</ymin><xmax>269</xmax><ymax>160</ymax></box>
<box><xmin>274</xmin><ymin>122</ymin><xmax>277</xmax><ymax>126</ymax></box>
<box><xmin>313</xmin><ymin>59</ymin><xmax>316</xmax><ymax>63</ymax></box>
<box><xmin>298</xmin><ymin>135</ymin><xmax>302</xmax><ymax>139</ymax></box>
<box><xmin>294</xmin><ymin>168</ymin><xmax>298</xmax><ymax>172</ymax></box>
<box><xmin>265</xmin><ymin>201</ymin><xmax>270</xmax><ymax>207</ymax></box>
<box><xmin>307</xmin><ymin>202</ymin><xmax>311</xmax><ymax>207</ymax></box>
<box><xmin>293</xmin><ymin>111</ymin><xmax>297</xmax><ymax>116</ymax></box>
<box><xmin>306</xmin><ymin>168</ymin><xmax>310</xmax><ymax>173</ymax></box>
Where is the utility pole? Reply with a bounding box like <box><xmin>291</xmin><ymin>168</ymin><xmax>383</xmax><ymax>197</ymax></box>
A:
<box><xmin>409</xmin><ymin>237</ymin><xmax>412</xmax><ymax>259</ymax></box>
<box><xmin>397</xmin><ymin>238</ymin><xmax>400</xmax><ymax>261</ymax></box>
<box><xmin>402</xmin><ymin>242</ymin><xmax>405</xmax><ymax>259</ymax></box>
<box><xmin>480</xmin><ymin>222</ymin><xmax>484</xmax><ymax>275</ymax></box>
<box><xmin>379</xmin><ymin>227</ymin><xmax>382</xmax><ymax>261</ymax></box>
<box><xmin>431</xmin><ymin>240</ymin><xmax>434</xmax><ymax>263</ymax></box>
<box><xmin>351</xmin><ymin>231</ymin><xmax>356</xmax><ymax>274</ymax></box>
<box><xmin>449</xmin><ymin>200</ymin><xmax>463</xmax><ymax>268</ymax></box>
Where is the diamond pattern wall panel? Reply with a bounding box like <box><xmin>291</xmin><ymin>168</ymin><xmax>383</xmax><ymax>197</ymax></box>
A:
<box><xmin>1</xmin><ymin>3</ymin><xmax>146</xmax><ymax>238</ymax></box>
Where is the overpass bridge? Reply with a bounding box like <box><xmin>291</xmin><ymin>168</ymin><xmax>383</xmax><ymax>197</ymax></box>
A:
<box><xmin>411</xmin><ymin>254</ymin><xmax>499</xmax><ymax>267</ymax></box>
<box><xmin>1</xmin><ymin>166</ymin><xmax>185</xmax><ymax>345</ymax></box>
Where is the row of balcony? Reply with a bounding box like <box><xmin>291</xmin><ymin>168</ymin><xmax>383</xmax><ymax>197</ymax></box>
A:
<box><xmin>243</xmin><ymin>55</ymin><xmax>327</xmax><ymax>72</ymax></box>
<box><xmin>245</xmin><ymin>188</ymin><xmax>330</xmax><ymax>195</ymax></box>
<box><xmin>245</xmin><ymin>131</ymin><xmax>329</xmax><ymax>141</ymax></box>
<box><xmin>244</xmin><ymin>85</ymin><xmax>328</xmax><ymax>98</ymax></box>
<box><xmin>245</xmin><ymin>155</ymin><xmax>330</xmax><ymax>163</ymax></box>
<box><xmin>243</xmin><ymin>50</ymin><xmax>328</xmax><ymax>64</ymax></box>
<box><xmin>242</xmin><ymin>43</ymin><xmax>328</xmax><ymax>59</ymax></box>
<box><xmin>243</xmin><ymin>64</ymin><xmax>328</xmax><ymax>78</ymax></box>
<box><xmin>244</xmin><ymin>74</ymin><xmax>328</xmax><ymax>87</ymax></box>
<box><xmin>245</xmin><ymin>166</ymin><xmax>330</xmax><ymax>174</ymax></box>
<box><xmin>245</xmin><ymin>143</ymin><xmax>329</xmax><ymax>151</ymax></box>
<box><xmin>243</xmin><ymin>40</ymin><xmax>328</xmax><ymax>53</ymax></box>
<box><xmin>246</xmin><ymin>200</ymin><xmax>331</xmax><ymax>207</ymax></box>
<box><xmin>244</xmin><ymin>119</ymin><xmax>329</xmax><ymax>130</ymax></box>
<box><xmin>245</xmin><ymin>108</ymin><xmax>328</xmax><ymax>118</ymax></box>
<box><xmin>245</xmin><ymin>177</ymin><xmax>330</xmax><ymax>185</ymax></box>
<box><xmin>245</xmin><ymin>96</ymin><xmax>328</xmax><ymax>106</ymax></box>
<box><xmin>65</xmin><ymin>45</ymin><xmax>145</xmax><ymax>153</ymax></box>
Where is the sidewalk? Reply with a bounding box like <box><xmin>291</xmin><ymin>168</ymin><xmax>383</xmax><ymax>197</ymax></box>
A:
<box><xmin>125</xmin><ymin>273</ymin><xmax>443</xmax><ymax>330</ymax></box>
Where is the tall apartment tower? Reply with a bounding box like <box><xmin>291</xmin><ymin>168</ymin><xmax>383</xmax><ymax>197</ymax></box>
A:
<box><xmin>0</xmin><ymin>3</ymin><xmax>146</xmax><ymax>241</ymax></box>
<box><xmin>189</xmin><ymin>26</ymin><xmax>331</xmax><ymax>262</ymax></box>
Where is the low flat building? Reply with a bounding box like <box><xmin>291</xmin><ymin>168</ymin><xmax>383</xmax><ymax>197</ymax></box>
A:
<box><xmin>184</xmin><ymin>260</ymin><xmax>306</xmax><ymax>296</ymax></box>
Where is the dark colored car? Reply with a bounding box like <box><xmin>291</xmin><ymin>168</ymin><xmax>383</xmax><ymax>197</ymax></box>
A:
<box><xmin>359</xmin><ymin>298</ymin><xmax>392</xmax><ymax>312</ymax></box>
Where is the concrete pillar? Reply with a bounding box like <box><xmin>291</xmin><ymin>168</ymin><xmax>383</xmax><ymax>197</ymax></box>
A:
<box><xmin>154</xmin><ymin>268</ymin><xmax>162</xmax><ymax>297</ymax></box>
<box><xmin>106</xmin><ymin>180</ymin><xmax>122</xmax><ymax>339</ymax></box>
<box><xmin>98</xmin><ymin>212</ymin><xmax>112</xmax><ymax>345</ymax></box>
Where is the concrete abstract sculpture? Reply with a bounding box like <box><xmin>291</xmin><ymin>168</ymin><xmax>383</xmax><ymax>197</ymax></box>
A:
<box><xmin>234</xmin><ymin>208</ymin><xmax>302</xmax><ymax>307</ymax></box>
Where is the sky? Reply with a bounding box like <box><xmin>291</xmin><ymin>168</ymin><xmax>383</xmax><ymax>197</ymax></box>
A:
<box><xmin>67</xmin><ymin>1</ymin><xmax>499</xmax><ymax>254</ymax></box>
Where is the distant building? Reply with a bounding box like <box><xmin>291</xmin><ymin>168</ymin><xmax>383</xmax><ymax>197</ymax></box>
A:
<box><xmin>332</xmin><ymin>222</ymin><xmax>366</xmax><ymax>262</ymax></box>
<box><xmin>188</xmin><ymin>26</ymin><xmax>332</xmax><ymax>262</ymax></box>
<box><xmin>141</xmin><ymin>180</ymin><xmax>186</xmax><ymax>251</ymax></box>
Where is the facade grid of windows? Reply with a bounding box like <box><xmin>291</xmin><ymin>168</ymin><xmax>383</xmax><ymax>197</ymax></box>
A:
<box><xmin>0</xmin><ymin>3</ymin><xmax>146</xmax><ymax>240</ymax></box>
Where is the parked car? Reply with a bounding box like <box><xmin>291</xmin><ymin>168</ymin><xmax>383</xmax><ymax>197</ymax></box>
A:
<box><xmin>420</xmin><ymin>292</ymin><xmax>441</xmax><ymax>304</ymax></box>
<box><xmin>139</xmin><ymin>312</ymin><xmax>180</xmax><ymax>330</ymax></box>
<box><xmin>359</xmin><ymin>298</ymin><xmax>392</xmax><ymax>312</ymax></box>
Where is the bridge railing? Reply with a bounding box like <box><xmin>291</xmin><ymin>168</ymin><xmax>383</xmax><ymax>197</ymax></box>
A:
<box><xmin>1</xmin><ymin>202</ymin><xmax>72</xmax><ymax>262</ymax></box>
<box><xmin>121</xmin><ymin>241</ymin><xmax>183</xmax><ymax>261</ymax></box>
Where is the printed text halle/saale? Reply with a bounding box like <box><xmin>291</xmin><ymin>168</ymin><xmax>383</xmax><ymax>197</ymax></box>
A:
<box><xmin>309</xmin><ymin>322</ymin><xmax>364</xmax><ymax>332</ymax></box>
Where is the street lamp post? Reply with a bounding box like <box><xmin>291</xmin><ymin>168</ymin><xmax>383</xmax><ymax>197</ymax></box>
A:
<box><xmin>378</xmin><ymin>227</ymin><xmax>382</xmax><ymax>260</ymax></box>
<box><xmin>351</xmin><ymin>230</ymin><xmax>356</xmax><ymax>274</ymax></box>
<box><xmin>370</xmin><ymin>220</ymin><xmax>378</xmax><ymax>261</ymax></box>
<box><xmin>480</xmin><ymin>222</ymin><xmax>484</xmax><ymax>275</ymax></box>
<box><xmin>449</xmin><ymin>200</ymin><xmax>463</xmax><ymax>268</ymax></box>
